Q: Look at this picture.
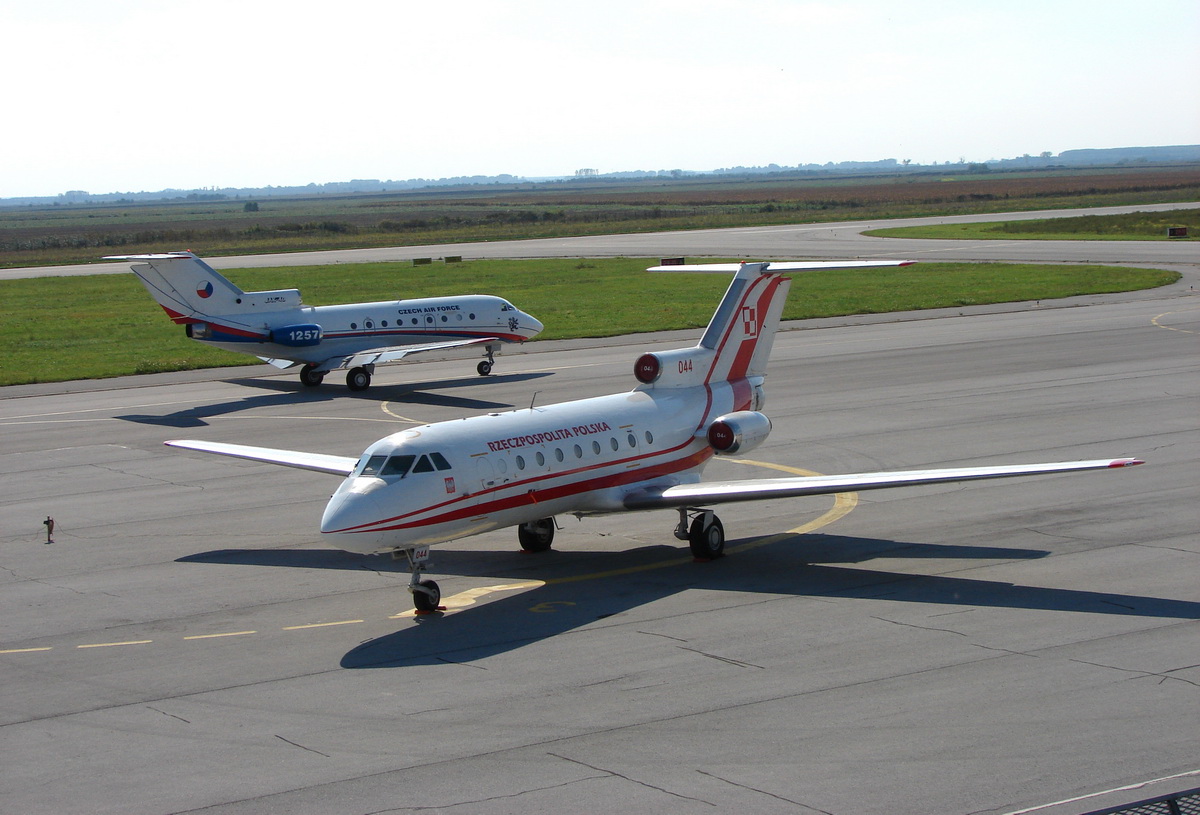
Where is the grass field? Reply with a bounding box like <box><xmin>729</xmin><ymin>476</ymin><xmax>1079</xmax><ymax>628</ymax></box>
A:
<box><xmin>3</xmin><ymin>165</ymin><xmax>1199</xmax><ymax>268</ymax></box>
<box><xmin>864</xmin><ymin>208</ymin><xmax>1200</xmax><ymax>240</ymax></box>
<box><xmin>0</xmin><ymin>259</ymin><xmax>1179</xmax><ymax>387</ymax></box>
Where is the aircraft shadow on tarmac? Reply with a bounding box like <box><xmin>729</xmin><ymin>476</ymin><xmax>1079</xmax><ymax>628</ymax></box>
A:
<box><xmin>178</xmin><ymin>533</ymin><xmax>1200</xmax><ymax>669</ymax></box>
<box><xmin>114</xmin><ymin>371</ymin><xmax>552</xmax><ymax>428</ymax></box>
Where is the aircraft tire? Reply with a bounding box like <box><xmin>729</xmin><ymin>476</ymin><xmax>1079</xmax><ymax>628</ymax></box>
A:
<box><xmin>477</xmin><ymin>360</ymin><xmax>493</xmax><ymax>376</ymax></box>
<box><xmin>413</xmin><ymin>580</ymin><xmax>441</xmax><ymax>613</ymax></box>
<box><xmin>518</xmin><ymin>518</ymin><xmax>555</xmax><ymax>552</ymax></box>
<box><xmin>688</xmin><ymin>514</ymin><xmax>725</xmax><ymax>560</ymax></box>
<box><xmin>346</xmin><ymin>367</ymin><xmax>371</xmax><ymax>391</ymax></box>
<box><xmin>299</xmin><ymin>365</ymin><xmax>324</xmax><ymax>387</ymax></box>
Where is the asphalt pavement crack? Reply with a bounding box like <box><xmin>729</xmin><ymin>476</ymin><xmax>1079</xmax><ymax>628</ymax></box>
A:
<box><xmin>549</xmin><ymin>752</ymin><xmax>717</xmax><ymax>806</ymax></box>
<box><xmin>871</xmin><ymin>615</ymin><xmax>969</xmax><ymax>638</ymax></box>
<box><xmin>697</xmin><ymin>769</ymin><xmax>834</xmax><ymax>813</ymax></box>
<box><xmin>361</xmin><ymin>774</ymin><xmax>609</xmax><ymax>813</ymax></box>
<box><xmin>145</xmin><ymin>705</ymin><xmax>190</xmax><ymax>724</ymax></box>
<box><xmin>1070</xmin><ymin>658</ymin><xmax>1200</xmax><ymax>688</ymax></box>
<box><xmin>274</xmin><ymin>734</ymin><xmax>330</xmax><ymax>758</ymax></box>
<box><xmin>676</xmin><ymin>645</ymin><xmax>765</xmax><ymax>669</ymax></box>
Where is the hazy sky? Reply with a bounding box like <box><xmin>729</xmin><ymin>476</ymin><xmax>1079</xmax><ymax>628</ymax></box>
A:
<box><xmin>2</xmin><ymin>0</ymin><xmax>1197</xmax><ymax>198</ymax></box>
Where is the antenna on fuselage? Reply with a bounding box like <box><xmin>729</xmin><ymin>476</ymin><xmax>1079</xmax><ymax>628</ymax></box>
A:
<box><xmin>529</xmin><ymin>391</ymin><xmax>541</xmax><ymax>411</ymax></box>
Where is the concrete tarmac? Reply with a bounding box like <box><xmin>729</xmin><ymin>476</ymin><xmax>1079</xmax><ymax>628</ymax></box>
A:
<box><xmin>1</xmin><ymin>222</ymin><xmax>1198</xmax><ymax>814</ymax></box>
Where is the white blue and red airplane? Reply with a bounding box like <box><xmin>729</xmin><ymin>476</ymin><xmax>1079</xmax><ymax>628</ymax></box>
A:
<box><xmin>105</xmin><ymin>252</ymin><xmax>544</xmax><ymax>390</ymax></box>
<box><xmin>165</xmin><ymin>260</ymin><xmax>1143</xmax><ymax>612</ymax></box>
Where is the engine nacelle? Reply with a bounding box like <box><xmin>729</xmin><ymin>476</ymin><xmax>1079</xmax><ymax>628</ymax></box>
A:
<box><xmin>706</xmin><ymin>410</ymin><xmax>772</xmax><ymax>455</ymax></box>
<box><xmin>634</xmin><ymin>347</ymin><xmax>715</xmax><ymax>388</ymax></box>
<box><xmin>271</xmin><ymin>323</ymin><xmax>323</xmax><ymax>347</ymax></box>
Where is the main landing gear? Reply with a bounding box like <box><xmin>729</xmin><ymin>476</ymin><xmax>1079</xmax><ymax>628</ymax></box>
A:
<box><xmin>518</xmin><ymin>518</ymin><xmax>556</xmax><ymax>552</ymax></box>
<box><xmin>397</xmin><ymin>546</ymin><xmax>442</xmax><ymax>614</ymax></box>
<box><xmin>346</xmin><ymin>364</ymin><xmax>374</xmax><ymax>391</ymax></box>
<box><xmin>299</xmin><ymin>364</ymin><xmax>325</xmax><ymax>387</ymax></box>
<box><xmin>675</xmin><ymin>508</ymin><xmax>726</xmax><ymax>560</ymax></box>
<box><xmin>299</xmin><ymin>363</ymin><xmax>373</xmax><ymax>391</ymax></box>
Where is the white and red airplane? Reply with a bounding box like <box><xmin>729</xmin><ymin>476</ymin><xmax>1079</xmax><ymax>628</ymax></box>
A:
<box><xmin>105</xmin><ymin>252</ymin><xmax>544</xmax><ymax>390</ymax></box>
<box><xmin>165</xmin><ymin>260</ymin><xmax>1142</xmax><ymax>612</ymax></box>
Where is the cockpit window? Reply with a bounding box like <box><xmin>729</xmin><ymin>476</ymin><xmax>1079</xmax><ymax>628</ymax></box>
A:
<box><xmin>430</xmin><ymin>452</ymin><xmax>451</xmax><ymax>471</ymax></box>
<box><xmin>501</xmin><ymin>302</ymin><xmax>515</xmax><ymax>312</ymax></box>
<box><xmin>412</xmin><ymin>455</ymin><xmax>435</xmax><ymax>474</ymax></box>
<box><xmin>354</xmin><ymin>454</ymin><xmax>388</xmax><ymax>477</ymax></box>
<box><xmin>381</xmin><ymin>455</ymin><xmax>415</xmax><ymax>477</ymax></box>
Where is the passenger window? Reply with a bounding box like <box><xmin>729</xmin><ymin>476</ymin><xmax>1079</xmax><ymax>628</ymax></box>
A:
<box><xmin>516</xmin><ymin>455</ymin><xmax>526</xmax><ymax>470</ymax></box>
<box><xmin>430</xmin><ymin>452</ymin><xmax>451</xmax><ymax>471</ymax></box>
<box><xmin>574</xmin><ymin>444</ymin><xmax>583</xmax><ymax>458</ymax></box>
<box><xmin>610</xmin><ymin>438</ymin><xmax>619</xmax><ymax>452</ymax></box>
<box><xmin>381</xmin><ymin>455</ymin><xmax>415</xmax><ymax>477</ymax></box>
<box><xmin>645</xmin><ymin>431</ymin><xmax>654</xmax><ymax>445</ymax></box>
<box><xmin>627</xmin><ymin>433</ymin><xmax>637</xmax><ymax>448</ymax></box>
<box><xmin>535</xmin><ymin>451</ymin><xmax>545</xmax><ymax>466</ymax></box>
<box><xmin>412</xmin><ymin>455</ymin><xmax>435</xmax><ymax>473</ymax></box>
<box><xmin>356</xmin><ymin>455</ymin><xmax>387</xmax><ymax>477</ymax></box>
<box><xmin>592</xmin><ymin>441</ymin><xmax>601</xmax><ymax>455</ymax></box>
<box><xmin>554</xmin><ymin>448</ymin><xmax>564</xmax><ymax>462</ymax></box>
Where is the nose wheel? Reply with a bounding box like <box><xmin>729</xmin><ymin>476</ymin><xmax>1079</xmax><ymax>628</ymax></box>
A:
<box><xmin>413</xmin><ymin>579</ymin><xmax>441</xmax><ymax>613</ymax></box>
<box><xmin>477</xmin><ymin>345</ymin><xmax>497</xmax><ymax>376</ymax></box>
<box><xmin>399</xmin><ymin>546</ymin><xmax>444</xmax><ymax>614</ymax></box>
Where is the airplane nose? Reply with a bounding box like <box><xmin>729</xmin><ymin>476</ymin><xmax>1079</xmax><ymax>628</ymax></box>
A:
<box><xmin>522</xmin><ymin>312</ymin><xmax>544</xmax><ymax>337</ymax></box>
<box><xmin>320</xmin><ymin>485</ymin><xmax>388</xmax><ymax>552</ymax></box>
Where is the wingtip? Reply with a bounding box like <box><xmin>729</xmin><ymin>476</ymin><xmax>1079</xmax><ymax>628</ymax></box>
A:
<box><xmin>1108</xmin><ymin>458</ymin><xmax>1144</xmax><ymax>468</ymax></box>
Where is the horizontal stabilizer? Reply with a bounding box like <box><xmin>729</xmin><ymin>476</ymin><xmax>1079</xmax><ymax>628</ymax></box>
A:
<box><xmin>165</xmin><ymin>439</ymin><xmax>357</xmax><ymax>476</ymax></box>
<box><xmin>623</xmin><ymin>458</ymin><xmax>1143</xmax><ymax>510</ymax></box>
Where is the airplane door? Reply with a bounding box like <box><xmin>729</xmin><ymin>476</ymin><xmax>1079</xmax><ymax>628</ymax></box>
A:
<box><xmin>475</xmin><ymin>457</ymin><xmax>496</xmax><ymax>503</ymax></box>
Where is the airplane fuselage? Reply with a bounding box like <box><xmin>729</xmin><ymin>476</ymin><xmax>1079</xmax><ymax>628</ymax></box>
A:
<box><xmin>186</xmin><ymin>294</ymin><xmax>537</xmax><ymax>365</ymax></box>
<box><xmin>320</xmin><ymin>376</ymin><xmax>763</xmax><ymax>553</ymax></box>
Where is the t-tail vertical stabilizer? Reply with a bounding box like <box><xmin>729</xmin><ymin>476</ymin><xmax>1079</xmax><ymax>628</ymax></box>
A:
<box><xmin>105</xmin><ymin>251</ymin><xmax>301</xmax><ymax>325</ymax></box>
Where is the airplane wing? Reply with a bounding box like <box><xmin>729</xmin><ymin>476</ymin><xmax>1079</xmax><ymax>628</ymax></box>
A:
<box><xmin>165</xmin><ymin>440</ymin><xmax>357</xmax><ymax>476</ymax></box>
<box><xmin>338</xmin><ymin>337</ymin><xmax>499</xmax><ymax>370</ymax></box>
<box><xmin>623</xmin><ymin>458</ymin><xmax>1143</xmax><ymax>510</ymax></box>
<box><xmin>647</xmin><ymin>260</ymin><xmax>915</xmax><ymax>273</ymax></box>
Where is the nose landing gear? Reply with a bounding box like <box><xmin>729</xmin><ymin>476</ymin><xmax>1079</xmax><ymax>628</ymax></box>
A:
<box><xmin>397</xmin><ymin>546</ymin><xmax>443</xmax><ymax>614</ymax></box>
<box><xmin>477</xmin><ymin>344</ymin><xmax>497</xmax><ymax>376</ymax></box>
